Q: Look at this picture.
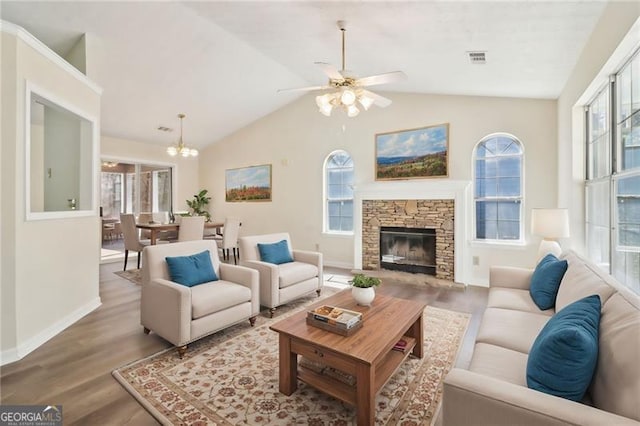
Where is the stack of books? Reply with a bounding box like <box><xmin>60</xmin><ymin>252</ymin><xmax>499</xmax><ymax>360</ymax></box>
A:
<box><xmin>307</xmin><ymin>305</ymin><xmax>363</xmax><ymax>335</ymax></box>
<box><xmin>392</xmin><ymin>339</ymin><xmax>409</xmax><ymax>353</ymax></box>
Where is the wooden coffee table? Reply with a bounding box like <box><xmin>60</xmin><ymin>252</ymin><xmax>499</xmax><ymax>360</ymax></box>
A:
<box><xmin>270</xmin><ymin>290</ymin><xmax>426</xmax><ymax>425</ymax></box>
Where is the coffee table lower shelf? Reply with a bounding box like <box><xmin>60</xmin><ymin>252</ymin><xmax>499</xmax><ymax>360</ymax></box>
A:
<box><xmin>296</xmin><ymin>335</ymin><xmax>417</xmax><ymax>407</ymax></box>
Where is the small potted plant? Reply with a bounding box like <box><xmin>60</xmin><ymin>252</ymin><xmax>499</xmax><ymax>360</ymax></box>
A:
<box><xmin>349</xmin><ymin>273</ymin><xmax>381</xmax><ymax>306</ymax></box>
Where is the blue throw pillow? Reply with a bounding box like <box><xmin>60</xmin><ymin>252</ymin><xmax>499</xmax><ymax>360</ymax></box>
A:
<box><xmin>526</xmin><ymin>294</ymin><xmax>601</xmax><ymax>401</ymax></box>
<box><xmin>258</xmin><ymin>239</ymin><xmax>293</xmax><ymax>265</ymax></box>
<box><xmin>530</xmin><ymin>254</ymin><xmax>568</xmax><ymax>310</ymax></box>
<box><xmin>165</xmin><ymin>250</ymin><xmax>218</xmax><ymax>287</ymax></box>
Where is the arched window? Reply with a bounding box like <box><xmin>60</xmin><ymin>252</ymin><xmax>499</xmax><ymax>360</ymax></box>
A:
<box><xmin>473</xmin><ymin>134</ymin><xmax>524</xmax><ymax>241</ymax></box>
<box><xmin>324</xmin><ymin>150</ymin><xmax>354</xmax><ymax>233</ymax></box>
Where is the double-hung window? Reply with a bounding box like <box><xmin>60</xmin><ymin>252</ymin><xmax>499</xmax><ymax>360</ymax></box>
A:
<box><xmin>324</xmin><ymin>150</ymin><xmax>354</xmax><ymax>233</ymax></box>
<box><xmin>473</xmin><ymin>134</ymin><xmax>524</xmax><ymax>242</ymax></box>
<box><xmin>586</xmin><ymin>47</ymin><xmax>640</xmax><ymax>293</ymax></box>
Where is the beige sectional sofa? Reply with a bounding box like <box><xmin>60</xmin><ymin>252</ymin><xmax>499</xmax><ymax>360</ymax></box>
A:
<box><xmin>443</xmin><ymin>250</ymin><xmax>640</xmax><ymax>425</ymax></box>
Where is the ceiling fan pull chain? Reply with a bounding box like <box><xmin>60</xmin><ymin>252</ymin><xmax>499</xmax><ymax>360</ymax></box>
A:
<box><xmin>341</xmin><ymin>26</ymin><xmax>346</xmax><ymax>71</ymax></box>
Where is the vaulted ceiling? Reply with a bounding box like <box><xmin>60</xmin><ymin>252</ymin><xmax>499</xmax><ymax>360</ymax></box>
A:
<box><xmin>1</xmin><ymin>1</ymin><xmax>607</xmax><ymax>149</ymax></box>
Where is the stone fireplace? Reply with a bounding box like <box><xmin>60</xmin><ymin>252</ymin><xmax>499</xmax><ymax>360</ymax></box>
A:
<box><xmin>353</xmin><ymin>180</ymin><xmax>470</xmax><ymax>285</ymax></box>
<box><xmin>362</xmin><ymin>200</ymin><xmax>455</xmax><ymax>280</ymax></box>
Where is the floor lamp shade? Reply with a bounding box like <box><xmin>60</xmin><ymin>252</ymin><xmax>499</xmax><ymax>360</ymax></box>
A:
<box><xmin>531</xmin><ymin>208</ymin><xmax>570</xmax><ymax>260</ymax></box>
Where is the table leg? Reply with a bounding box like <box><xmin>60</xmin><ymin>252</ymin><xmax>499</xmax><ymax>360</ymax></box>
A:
<box><xmin>408</xmin><ymin>312</ymin><xmax>424</xmax><ymax>358</ymax></box>
<box><xmin>278</xmin><ymin>334</ymin><xmax>297</xmax><ymax>395</ymax></box>
<box><xmin>150</xmin><ymin>229</ymin><xmax>157</xmax><ymax>245</ymax></box>
<box><xmin>355</xmin><ymin>363</ymin><xmax>375</xmax><ymax>426</ymax></box>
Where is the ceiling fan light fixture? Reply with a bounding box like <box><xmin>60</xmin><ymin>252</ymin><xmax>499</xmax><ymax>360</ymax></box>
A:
<box><xmin>347</xmin><ymin>104</ymin><xmax>360</xmax><ymax>118</ymax></box>
<box><xmin>358</xmin><ymin>94</ymin><xmax>374</xmax><ymax>110</ymax></box>
<box><xmin>280</xmin><ymin>20</ymin><xmax>405</xmax><ymax>119</ymax></box>
<box><xmin>316</xmin><ymin>93</ymin><xmax>332</xmax><ymax>108</ymax></box>
<box><xmin>340</xmin><ymin>89</ymin><xmax>356</xmax><ymax>106</ymax></box>
<box><xmin>319</xmin><ymin>104</ymin><xmax>333</xmax><ymax>116</ymax></box>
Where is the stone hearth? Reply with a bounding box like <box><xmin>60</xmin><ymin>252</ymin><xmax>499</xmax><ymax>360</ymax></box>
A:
<box><xmin>362</xmin><ymin>199</ymin><xmax>455</xmax><ymax>281</ymax></box>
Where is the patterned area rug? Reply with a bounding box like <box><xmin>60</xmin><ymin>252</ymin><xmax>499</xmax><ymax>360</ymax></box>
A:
<box><xmin>114</xmin><ymin>268</ymin><xmax>142</xmax><ymax>285</ymax></box>
<box><xmin>113</xmin><ymin>297</ymin><xmax>469</xmax><ymax>425</ymax></box>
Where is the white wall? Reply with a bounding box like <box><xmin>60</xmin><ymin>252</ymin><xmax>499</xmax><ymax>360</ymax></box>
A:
<box><xmin>101</xmin><ymin>135</ymin><xmax>200</xmax><ymax>213</ymax></box>
<box><xmin>1</xmin><ymin>26</ymin><xmax>101</xmax><ymax>364</ymax></box>
<box><xmin>200</xmin><ymin>92</ymin><xmax>557</xmax><ymax>284</ymax></box>
<box><xmin>557</xmin><ymin>3</ymin><xmax>640</xmax><ymax>255</ymax></box>
<box><xmin>30</xmin><ymin>123</ymin><xmax>44</xmax><ymax>211</ymax></box>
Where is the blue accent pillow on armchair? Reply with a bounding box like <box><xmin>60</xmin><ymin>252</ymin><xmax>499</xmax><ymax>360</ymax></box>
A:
<box><xmin>258</xmin><ymin>240</ymin><xmax>293</xmax><ymax>265</ymax></box>
<box><xmin>530</xmin><ymin>253</ymin><xmax>568</xmax><ymax>310</ymax></box>
<box><xmin>526</xmin><ymin>294</ymin><xmax>601</xmax><ymax>401</ymax></box>
<box><xmin>165</xmin><ymin>250</ymin><xmax>218</xmax><ymax>287</ymax></box>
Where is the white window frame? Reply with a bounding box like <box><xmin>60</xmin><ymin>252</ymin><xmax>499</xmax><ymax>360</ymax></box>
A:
<box><xmin>472</xmin><ymin>133</ymin><xmax>525</xmax><ymax>245</ymax></box>
<box><xmin>323</xmin><ymin>150</ymin><xmax>354</xmax><ymax>235</ymax></box>
<box><xmin>584</xmin><ymin>45</ymin><xmax>640</xmax><ymax>293</ymax></box>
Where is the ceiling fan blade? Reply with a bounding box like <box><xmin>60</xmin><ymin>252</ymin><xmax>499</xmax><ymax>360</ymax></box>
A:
<box><xmin>361</xmin><ymin>90</ymin><xmax>392</xmax><ymax>108</ymax></box>
<box><xmin>356</xmin><ymin>71</ymin><xmax>407</xmax><ymax>87</ymax></box>
<box><xmin>314</xmin><ymin>62</ymin><xmax>344</xmax><ymax>81</ymax></box>
<box><xmin>277</xmin><ymin>85</ymin><xmax>327</xmax><ymax>93</ymax></box>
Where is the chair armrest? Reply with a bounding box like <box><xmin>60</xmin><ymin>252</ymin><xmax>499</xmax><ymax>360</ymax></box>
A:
<box><xmin>240</xmin><ymin>260</ymin><xmax>280</xmax><ymax>309</ymax></box>
<box><xmin>219</xmin><ymin>264</ymin><xmax>260</xmax><ymax>314</ymax></box>
<box><xmin>443</xmin><ymin>369</ymin><xmax>638</xmax><ymax>426</ymax></box>
<box><xmin>292</xmin><ymin>249</ymin><xmax>323</xmax><ymax>290</ymax></box>
<box><xmin>140</xmin><ymin>278</ymin><xmax>191</xmax><ymax>346</ymax></box>
<box><xmin>489</xmin><ymin>266</ymin><xmax>533</xmax><ymax>290</ymax></box>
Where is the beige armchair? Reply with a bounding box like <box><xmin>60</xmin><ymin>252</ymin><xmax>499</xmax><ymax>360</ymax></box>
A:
<box><xmin>141</xmin><ymin>240</ymin><xmax>259</xmax><ymax>357</ymax></box>
<box><xmin>238</xmin><ymin>232</ymin><xmax>323</xmax><ymax>317</ymax></box>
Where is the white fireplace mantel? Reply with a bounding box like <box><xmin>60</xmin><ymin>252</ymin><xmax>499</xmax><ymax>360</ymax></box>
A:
<box><xmin>354</xmin><ymin>180</ymin><xmax>472</xmax><ymax>285</ymax></box>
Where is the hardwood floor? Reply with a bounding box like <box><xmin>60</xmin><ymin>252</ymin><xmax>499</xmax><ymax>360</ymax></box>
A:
<box><xmin>0</xmin><ymin>262</ymin><xmax>487</xmax><ymax>425</ymax></box>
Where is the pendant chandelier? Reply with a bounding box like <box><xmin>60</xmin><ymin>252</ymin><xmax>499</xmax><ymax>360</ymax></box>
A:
<box><xmin>166</xmin><ymin>113</ymin><xmax>198</xmax><ymax>157</ymax></box>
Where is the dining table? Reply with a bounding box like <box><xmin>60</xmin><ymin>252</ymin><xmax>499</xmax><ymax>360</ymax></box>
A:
<box><xmin>136</xmin><ymin>221</ymin><xmax>224</xmax><ymax>245</ymax></box>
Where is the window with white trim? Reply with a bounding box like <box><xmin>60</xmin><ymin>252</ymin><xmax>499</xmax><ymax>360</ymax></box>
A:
<box><xmin>324</xmin><ymin>150</ymin><xmax>354</xmax><ymax>233</ymax></box>
<box><xmin>586</xmin><ymin>47</ymin><xmax>640</xmax><ymax>294</ymax></box>
<box><xmin>473</xmin><ymin>134</ymin><xmax>524</xmax><ymax>242</ymax></box>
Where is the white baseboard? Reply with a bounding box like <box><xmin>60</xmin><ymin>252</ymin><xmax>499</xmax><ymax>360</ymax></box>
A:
<box><xmin>467</xmin><ymin>278</ymin><xmax>489</xmax><ymax>288</ymax></box>
<box><xmin>0</xmin><ymin>297</ymin><xmax>102</xmax><ymax>366</ymax></box>
<box><xmin>324</xmin><ymin>260</ymin><xmax>354</xmax><ymax>270</ymax></box>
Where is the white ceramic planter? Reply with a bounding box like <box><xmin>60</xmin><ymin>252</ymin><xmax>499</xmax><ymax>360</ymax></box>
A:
<box><xmin>352</xmin><ymin>286</ymin><xmax>375</xmax><ymax>306</ymax></box>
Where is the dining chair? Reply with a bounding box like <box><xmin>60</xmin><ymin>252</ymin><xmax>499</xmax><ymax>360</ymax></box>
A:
<box><xmin>120</xmin><ymin>213</ymin><xmax>148</xmax><ymax>271</ymax></box>
<box><xmin>137</xmin><ymin>212</ymin><xmax>153</xmax><ymax>239</ymax></box>
<box><xmin>213</xmin><ymin>217</ymin><xmax>241</xmax><ymax>264</ymax></box>
<box><xmin>177</xmin><ymin>216</ymin><xmax>205</xmax><ymax>242</ymax></box>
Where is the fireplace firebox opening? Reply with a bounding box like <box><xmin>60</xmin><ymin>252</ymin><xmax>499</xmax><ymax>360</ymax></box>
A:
<box><xmin>380</xmin><ymin>226</ymin><xmax>437</xmax><ymax>275</ymax></box>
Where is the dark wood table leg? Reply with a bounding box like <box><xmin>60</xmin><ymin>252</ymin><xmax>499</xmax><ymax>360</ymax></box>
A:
<box><xmin>355</xmin><ymin>363</ymin><xmax>375</xmax><ymax>426</ymax></box>
<box><xmin>278</xmin><ymin>334</ymin><xmax>297</xmax><ymax>395</ymax></box>
<box><xmin>408</xmin><ymin>312</ymin><xmax>424</xmax><ymax>358</ymax></box>
<box><xmin>150</xmin><ymin>229</ymin><xmax>157</xmax><ymax>245</ymax></box>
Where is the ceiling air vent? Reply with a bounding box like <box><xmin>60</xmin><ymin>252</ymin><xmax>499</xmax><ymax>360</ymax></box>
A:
<box><xmin>467</xmin><ymin>51</ymin><xmax>486</xmax><ymax>64</ymax></box>
<box><xmin>157</xmin><ymin>126</ymin><xmax>173</xmax><ymax>132</ymax></box>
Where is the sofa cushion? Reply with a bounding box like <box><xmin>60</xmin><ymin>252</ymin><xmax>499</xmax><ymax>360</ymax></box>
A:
<box><xmin>487</xmin><ymin>288</ymin><xmax>554</xmax><ymax>316</ymax></box>
<box><xmin>469</xmin><ymin>343</ymin><xmax>528</xmax><ymax>386</ymax></box>
<box><xmin>555</xmin><ymin>251</ymin><xmax>616</xmax><ymax>312</ymax></box>
<box><xmin>530</xmin><ymin>254</ymin><xmax>568</xmax><ymax>310</ymax></box>
<box><xmin>258</xmin><ymin>239</ymin><xmax>294</xmax><ymax>265</ymax></box>
<box><xmin>278</xmin><ymin>262</ymin><xmax>319</xmax><ymax>288</ymax></box>
<box><xmin>475</xmin><ymin>307</ymin><xmax>550</xmax><ymax>354</ymax></box>
<box><xmin>590</xmin><ymin>291</ymin><xmax>640</xmax><ymax>421</ymax></box>
<box><xmin>165</xmin><ymin>250</ymin><xmax>218</xmax><ymax>287</ymax></box>
<box><xmin>191</xmin><ymin>280</ymin><xmax>252</xmax><ymax>319</ymax></box>
<box><xmin>526</xmin><ymin>295</ymin><xmax>601</xmax><ymax>402</ymax></box>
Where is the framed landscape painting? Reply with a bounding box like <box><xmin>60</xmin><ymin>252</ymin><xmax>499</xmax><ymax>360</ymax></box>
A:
<box><xmin>375</xmin><ymin>123</ymin><xmax>449</xmax><ymax>180</ymax></box>
<box><xmin>225</xmin><ymin>164</ymin><xmax>272</xmax><ymax>202</ymax></box>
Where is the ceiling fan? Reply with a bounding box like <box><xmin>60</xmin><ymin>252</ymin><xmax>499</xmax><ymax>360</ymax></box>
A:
<box><xmin>278</xmin><ymin>20</ymin><xmax>407</xmax><ymax>117</ymax></box>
